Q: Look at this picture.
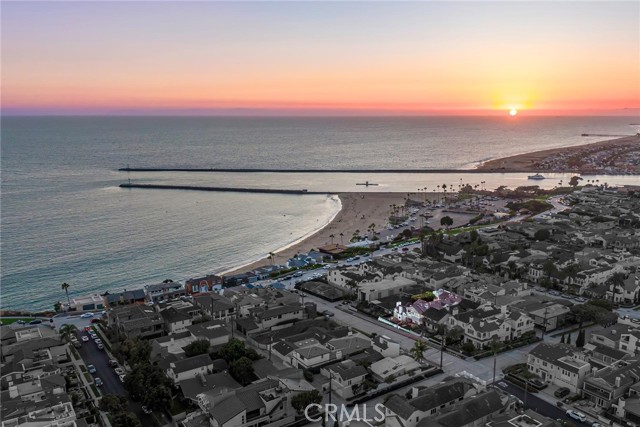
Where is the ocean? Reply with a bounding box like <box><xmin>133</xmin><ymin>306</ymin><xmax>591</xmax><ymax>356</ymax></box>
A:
<box><xmin>1</xmin><ymin>116</ymin><xmax>638</xmax><ymax>311</ymax></box>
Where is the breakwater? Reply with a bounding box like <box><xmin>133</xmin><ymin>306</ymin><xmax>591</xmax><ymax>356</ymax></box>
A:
<box><xmin>119</xmin><ymin>183</ymin><xmax>329</xmax><ymax>195</ymax></box>
<box><xmin>118</xmin><ymin>167</ymin><xmax>510</xmax><ymax>173</ymax></box>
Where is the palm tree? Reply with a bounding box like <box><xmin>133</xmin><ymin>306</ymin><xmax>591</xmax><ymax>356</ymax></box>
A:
<box><xmin>268</xmin><ymin>252</ymin><xmax>275</xmax><ymax>267</ymax></box>
<box><xmin>491</xmin><ymin>339</ymin><xmax>502</xmax><ymax>384</ymax></box>
<box><xmin>329</xmin><ymin>234</ymin><xmax>335</xmax><ymax>244</ymax></box>
<box><xmin>411</xmin><ymin>340</ymin><xmax>427</xmax><ymax>362</ymax></box>
<box><xmin>339</xmin><ymin>232</ymin><xmax>344</xmax><ymax>245</ymax></box>
<box><xmin>59</xmin><ymin>323</ymin><xmax>78</xmax><ymax>342</ymax></box>
<box><xmin>61</xmin><ymin>283</ymin><xmax>71</xmax><ymax>309</ymax></box>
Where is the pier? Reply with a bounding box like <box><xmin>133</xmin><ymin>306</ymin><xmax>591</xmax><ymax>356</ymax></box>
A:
<box><xmin>119</xmin><ymin>183</ymin><xmax>329</xmax><ymax>195</ymax></box>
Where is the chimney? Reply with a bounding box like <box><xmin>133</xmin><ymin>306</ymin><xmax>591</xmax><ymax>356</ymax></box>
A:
<box><xmin>615</xmin><ymin>376</ymin><xmax>621</xmax><ymax>388</ymax></box>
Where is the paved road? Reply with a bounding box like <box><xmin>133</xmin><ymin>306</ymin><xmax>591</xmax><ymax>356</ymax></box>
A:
<box><xmin>77</xmin><ymin>330</ymin><xmax>125</xmax><ymax>396</ymax></box>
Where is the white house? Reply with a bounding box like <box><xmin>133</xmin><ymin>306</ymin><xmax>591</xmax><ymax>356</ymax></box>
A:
<box><xmin>527</xmin><ymin>343</ymin><xmax>591</xmax><ymax>393</ymax></box>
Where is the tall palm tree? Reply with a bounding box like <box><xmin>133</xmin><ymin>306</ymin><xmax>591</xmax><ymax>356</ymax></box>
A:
<box><xmin>59</xmin><ymin>323</ymin><xmax>78</xmax><ymax>342</ymax></box>
<box><xmin>61</xmin><ymin>283</ymin><xmax>71</xmax><ymax>309</ymax></box>
<box><xmin>329</xmin><ymin>234</ymin><xmax>335</xmax><ymax>244</ymax></box>
<box><xmin>411</xmin><ymin>340</ymin><xmax>427</xmax><ymax>362</ymax></box>
<box><xmin>491</xmin><ymin>339</ymin><xmax>502</xmax><ymax>384</ymax></box>
<box><xmin>339</xmin><ymin>232</ymin><xmax>344</xmax><ymax>245</ymax></box>
<box><xmin>268</xmin><ymin>252</ymin><xmax>275</xmax><ymax>266</ymax></box>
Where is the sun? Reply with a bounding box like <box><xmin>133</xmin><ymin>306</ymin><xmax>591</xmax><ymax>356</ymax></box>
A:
<box><xmin>509</xmin><ymin>108</ymin><xmax>518</xmax><ymax>116</ymax></box>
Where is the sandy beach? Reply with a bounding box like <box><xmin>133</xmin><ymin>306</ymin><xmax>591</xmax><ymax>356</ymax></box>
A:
<box><xmin>477</xmin><ymin>134</ymin><xmax>640</xmax><ymax>173</ymax></box>
<box><xmin>222</xmin><ymin>192</ymin><xmax>439</xmax><ymax>276</ymax></box>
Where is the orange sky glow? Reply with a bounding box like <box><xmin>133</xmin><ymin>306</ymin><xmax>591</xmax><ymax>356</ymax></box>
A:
<box><xmin>2</xmin><ymin>2</ymin><xmax>639</xmax><ymax>116</ymax></box>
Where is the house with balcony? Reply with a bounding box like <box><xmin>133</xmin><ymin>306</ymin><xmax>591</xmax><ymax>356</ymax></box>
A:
<box><xmin>448</xmin><ymin>305</ymin><xmax>534</xmax><ymax>349</ymax></box>
<box><xmin>582</xmin><ymin>359</ymin><xmax>640</xmax><ymax>408</ymax></box>
<box><xmin>320</xmin><ymin>360</ymin><xmax>368</xmax><ymax>399</ymax></box>
<box><xmin>384</xmin><ymin>378</ymin><xmax>480</xmax><ymax>427</ymax></box>
<box><xmin>167</xmin><ymin>354</ymin><xmax>215</xmax><ymax>383</ymax></box>
<box><xmin>145</xmin><ymin>280</ymin><xmax>186</xmax><ymax>303</ymax></box>
<box><xmin>197</xmin><ymin>377</ymin><xmax>314</xmax><ymax>427</ymax></box>
<box><xmin>110</xmin><ymin>304</ymin><xmax>165</xmax><ymax>339</ymax></box>
<box><xmin>193</xmin><ymin>294</ymin><xmax>236</xmax><ymax>322</ymax></box>
<box><xmin>527</xmin><ymin>343</ymin><xmax>591</xmax><ymax>393</ymax></box>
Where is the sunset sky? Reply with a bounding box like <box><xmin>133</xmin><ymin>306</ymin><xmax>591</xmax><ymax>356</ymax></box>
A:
<box><xmin>2</xmin><ymin>1</ymin><xmax>639</xmax><ymax>116</ymax></box>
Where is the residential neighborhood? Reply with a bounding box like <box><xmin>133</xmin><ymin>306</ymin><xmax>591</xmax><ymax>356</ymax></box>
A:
<box><xmin>2</xmin><ymin>184</ymin><xmax>640</xmax><ymax>427</ymax></box>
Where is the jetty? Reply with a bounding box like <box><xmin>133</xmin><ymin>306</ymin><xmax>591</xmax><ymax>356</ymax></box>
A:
<box><xmin>356</xmin><ymin>181</ymin><xmax>379</xmax><ymax>186</ymax></box>
<box><xmin>119</xmin><ymin>183</ymin><xmax>328</xmax><ymax>195</ymax></box>
<box><xmin>120</xmin><ymin>167</ymin><xmax>512</xmax><ymax>174</ymax></box>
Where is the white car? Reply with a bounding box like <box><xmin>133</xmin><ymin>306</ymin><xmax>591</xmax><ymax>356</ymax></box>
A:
<box><xmin>80</xmin><ymin>313</ymin><xmax>94</xmax><ymax>318</ymax></box>
<box><xmin>81</xmin><ymin>336</ymin><xmax>89</xmax><ymax>342</ymax></box>
<box><xmin>566</xmin><ymin>410</ymin><xmax>586</xmax><ymax>422</ymax></box>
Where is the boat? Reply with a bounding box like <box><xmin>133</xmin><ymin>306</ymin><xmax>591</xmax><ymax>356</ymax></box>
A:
<box><xmin>356</xmin><ymin>181</ymin><xmax>379</xmax><ymax>186</ymax></box>
<box><xmin>528</xmin><ymin>174</ymin><xmax>545</xmax><ymax>180</ymax></box>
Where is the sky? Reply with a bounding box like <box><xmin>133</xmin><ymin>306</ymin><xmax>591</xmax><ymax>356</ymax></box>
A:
<box><xmin>2</xmin><ymin>1</ymin><xmax>639</xmax><ymax>116</ymax></box>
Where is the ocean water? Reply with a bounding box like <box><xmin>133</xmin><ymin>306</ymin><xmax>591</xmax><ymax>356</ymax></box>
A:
<box><xmin>1</xmin><ymin>116</ymin><xmax>638</xmax><ymax>311</ymax></box>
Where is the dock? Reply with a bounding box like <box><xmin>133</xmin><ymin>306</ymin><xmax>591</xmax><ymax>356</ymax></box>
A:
<box><xmin>119</xmin><ymin>183</ymin><xmax>328</xmax><ymax>195</ymax></box>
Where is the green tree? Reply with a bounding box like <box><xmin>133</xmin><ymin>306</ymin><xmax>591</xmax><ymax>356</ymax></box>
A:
<box><xmin>59</xmin><ymin>324</ymin><xmax>78</xmax><ymax>342</ymax></box>
<box><xmin>542</xmin><ymin>260</ymin><xmax>558</xmax><ymax>283</ymax></box>
<box><xmin>440</xmin><ymin>216</ymin><xmax>454</xmax><ymax>229</ymax></box>
<box><xmin>575</xmin><ymin>329</ymin><xmax>585</xmax><ymax>348</ymax></box>
<box><xmin>53</xmin><ymin>302</ymin><xmax>62</xmax><ymax>313</ymax></box>
<box><xmin>124</xmin><ymin>364</ymin><xmax>173</xmax><ymax>409</ymax></box>
<box><xmin>214</xmin><ymin>338</ymin><xmax>261</xmax><ymax>363</ymax></box>
<box><xmin>61</xmin><ymin>282</ymin><xmax>71</xmax><ymax>309</ymax></box>
<box><xmin>562</xmin><ymin>263</ymin><xmax>582</xmax><ymax>294</ymax></box>
<box><xmin>230</xmin><ymin>356</ymin><xmax>256</xmax><ymax>386</ymax></box>
<box><xmin>607</xmin><ymin>272</ymin><xmax>627</xmax><ymax>303</ymax></box>
<box><xmin>99</xmin><ymin>394</ymin><xmax>128</xmax><ymax>413</ymax></box>
<box><xmin>462</xmin><ymin>342</ymin><xmax>476</xmax><ymax>355</ymax></box>
<box><xmin>534</xmin><ymin>229</ymin><xmax>551</xmax><ymax>241</ymax></box>
<box><xmin>114</xmin><ymin>338</ymin><xmax>151</xmax><ymax>367</ymax></box>
<box><xmin>183</xmin><ymin>339</ymin><xmax>211</xmax><ymax>357</ymax></box>
<box><xmin>469</xmin><ymin>229</ymin><xmax>479</xmax><ymax>242</ymax></box>
<box><xmin>569</xmin><ymin>176</ymin><xmax>583</xmax><ymax>187</ymax></box>
<box><xmin>112</xmin><ymin>412</ymin><xmax>142</xmax><ymax>427</ymax></box>
<box><xmin>291</xmin><ymin>390</ymin><xmax>323</xmax><ymax>413</ymax></box>
<box><xmin>410</xmin><ymin>340</ymin><xmax>427</xmax><ymax>362</ymax></box>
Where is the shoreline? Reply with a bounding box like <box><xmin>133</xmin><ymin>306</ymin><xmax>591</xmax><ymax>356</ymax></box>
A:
<box><xmin>220</xmin><ymin>192</ymin><xmax>424</xmax><ymax>277</ymax></box>
<box><xmin>477</xmin><ymin>134</ymin><xmax>640</xmax><ymax>173</ymax></box>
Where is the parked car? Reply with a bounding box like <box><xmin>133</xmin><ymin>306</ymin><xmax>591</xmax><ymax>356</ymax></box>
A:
<box><xmin>97</xmin><ymin>343</ymin><xmax>104</xmax><ymax>350</ymax></box>
<box><xmin>16</xmin><ymin>320</ymin><xmax>27</xmax><ymax>325</ymax></box>
<box><xmin>322</xmin><ymin>310</ymin><xmax>335</xmax><ymax>317</ymax></box>
<box><xmin>114</xmin><ymin>367</ymin><xmax>125</xmax><ymax>376</ymax></box>
<box><xmin>94</xmin><ymin>377</ymin><xmax>103</xmax><ymax>387</ymax></box>
<box><xmin>592</xmin><ymin>423</ymin><xmax>604</xmax><ymax>427</ymax></box>
<box><xmin>555</xmin><ymin>387</ymin><xmax>571</xmax><ymax>398</ymax></box>
<box><xmin>29</xmin><ymin>319</ymin><xmax>42</xmax><ymax>324</ymax></box>
<box><xmin>141</xmin><ymin>406</ymin><xmax>152</xmax><ymax>415</ymax></box>
<box><xmin>81</xmin><ymin>336</ymin><xmax>89</xmax><ymax>342</ymax></box>
<box><xmin>90</xmin><ymin>318</ymin><xmax>101</xmax><ymax>324</ymax></box>
<box><xmin>87</xmin><ymin>365</ymin><xmax>97</xmax><ymax>374</ymax></box>
<box><xmin>108</xmin><ymin>359</ymin><xmax>118</xmax><ymax>368</ymax></box>
<box><xmin>84</xmin><ymin>326</ymin><xmax>93</xmax><ymax>332</ymax></box>
<box><xmin>95</xmin><ymin>339</ymin><xmax>103</xmax><ymax>346</ymax></box>
<box><xmin>80</xmin><ymin>313</ymin><xmax>94</xmax><ymax>318</ymax></box>
<box><xmin>566</xmin><ymin>410</ymin><xmax>586</xmax><ymax>422</ymax></box>
<box><xmin>119</xmin><ymin>374</ymin><xmax>126</xmax><ymax>383</ymax></box>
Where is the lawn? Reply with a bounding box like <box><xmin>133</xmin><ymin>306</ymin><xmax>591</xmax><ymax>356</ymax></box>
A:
<box><xmin>0</xmin><ymin>317</ymin><xmax>36</xmax><ymax>325</ymax></box>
